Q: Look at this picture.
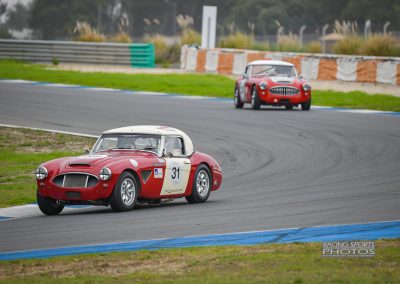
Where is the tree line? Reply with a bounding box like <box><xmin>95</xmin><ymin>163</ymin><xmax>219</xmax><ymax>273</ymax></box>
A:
<box><xmin>1</xmin><ymin>0</ymin><xmax>399</xmax><ymax>40</ymax></box>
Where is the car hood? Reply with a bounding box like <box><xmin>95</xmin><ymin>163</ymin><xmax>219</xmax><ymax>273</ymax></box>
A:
<box><xmin>67</xmin><ymin>154</ymin><xmax>112</xmax><ymax>167</ymax></box>
<box><xmin>268</xmin><ymin>76</ymin><xmax>297</xmax><ymax>84</ymax></box>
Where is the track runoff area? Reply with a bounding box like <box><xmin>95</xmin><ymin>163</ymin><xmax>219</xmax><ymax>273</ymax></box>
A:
<box><xmin>0</xmin><ymin>80</ymin><xmax>399</xmax><ymax>260</ymax></box>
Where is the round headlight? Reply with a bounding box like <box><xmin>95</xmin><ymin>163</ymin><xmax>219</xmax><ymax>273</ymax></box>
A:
<box><xmin>99</xmin><ymin>167</ymin><xmax>112</xmax><ymax>181</ymax></box>
<box><xmin>259</xmin><ymin>82</ymin><xmax>268</xmax><ymax>90</ymax></box>
<box><xmin>35</xmin><ymin>166</ymin><xmax>48</xmax><ymax>180</ymax></box>
<box><xmin>302</xmin><ymin>83</ymin><xmax>311</xmax><ymax>91</ymax></box>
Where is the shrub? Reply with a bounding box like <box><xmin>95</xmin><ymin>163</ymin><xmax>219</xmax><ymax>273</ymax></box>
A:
<box><xmin>276</xmin><ymin>33</ymin><xmax>302</xmax><ymax>52</ymax></box>
<box><xmin>219</xmin><ymin>32</ymin><xmax>254</xmax><ymax>49</ymax></box>
<box><xmin>360</xmin><ymin>35</ymin><xmax>400</xmax><ymax>57</ymax></box>
<box><xmin>73</xmin><ymin>21</ymin><xmax>105</xmax><ymax>42</ymax></box>
<box><xmin>51</xmin><ymin>58</ymin><xmax>59</xmax><ymax>66</ymax></box>
<box><xmin>110</xmin><ymin>31</ymin><xmax>132</xmax><ymax>43</ymax></box>
<box><xmin>144</xmin><ymin>34</ymin><xmax>169</xmax><ymax>64</ymax></box>
<box><xmin>333</xmin><ymin>35</ymin><xmax>364</xmax><ymax>55</ymax></box>
<box><xmin>251</xmin><ymin>41</ymin><xmax>271</xmax><ymax>51</ymax></box>
<box><xmin>180</xmin><ymin>28</ymin><xmax>201</xmax><ymax>45</ymax></box>
<box><xmin>305</xmin><ymin>41</ymin><xmax>322</xmax><ymax>53</ymax></box>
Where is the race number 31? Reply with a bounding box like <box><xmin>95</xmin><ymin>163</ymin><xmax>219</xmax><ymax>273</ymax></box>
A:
<box><xmin>171</xmin><ymin>167</ymin><xmax>180</xmax><ymax>179</ymax></box>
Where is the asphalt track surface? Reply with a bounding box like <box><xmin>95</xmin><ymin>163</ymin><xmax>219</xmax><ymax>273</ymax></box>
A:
<box><xmin>0</xmin><ymin>82</ymin><xmax>399</xmax><ymax>253</ymax></box>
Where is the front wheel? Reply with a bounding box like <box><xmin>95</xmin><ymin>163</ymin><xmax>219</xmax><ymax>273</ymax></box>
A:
<box><xmin>37</xmin><ymin>191</ymin><xmax>64</xmax><ymax>215</ymax></box>
<box><xmin>186</xmin><ymin>164</ymin><xmax>212</xmax><ymax>204</ymax></box>
<box><xmin>301</xmin><ymin>99</ymin><xmax>311</xmax><ymax>111</ymax></box>
<box><xmin>251</xmin><ymin>86</ymin><xmax>261</xmax><ymax>110</ymax></box>
<box><xmin>234</xmin><ymin>86</ymin><xmax>244</xmax><ymax>109</ymax></box>
<box><xmin>110</xmin><ymin>172</ymin><xmax>139</xmax><ymax>212</ymax></box>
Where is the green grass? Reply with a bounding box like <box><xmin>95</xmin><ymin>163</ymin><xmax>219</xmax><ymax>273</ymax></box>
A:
<box><xmin>0</xmin><ymin>60</ymin><xmax>399</xmax><ymax>111</ymax></box>
<box><xmin>0</xmin><ymin>127</ymin><xmax>95</xmax><ymax>207</ymax></box>
<box><xmin>0</xmin><ymin>240</ymin><xmax>399</xmax><ymax>283</ymax></box>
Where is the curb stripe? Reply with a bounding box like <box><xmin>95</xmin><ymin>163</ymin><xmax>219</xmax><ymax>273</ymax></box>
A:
<box><xmin>0</xmin><ymin>220</ymin><xmax>399</xmax><ymax>261</ymax></box>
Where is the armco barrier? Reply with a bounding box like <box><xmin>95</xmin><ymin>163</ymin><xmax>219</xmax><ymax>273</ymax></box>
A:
<box><xmin>181</xmin><ymin>46</ymin><xmax>400</xmax><ymax>85</ymax></box>
<box><xmin>0</xmin><ymin>39</ymin><xmax>154</xmax><ymax>67</ymax></box>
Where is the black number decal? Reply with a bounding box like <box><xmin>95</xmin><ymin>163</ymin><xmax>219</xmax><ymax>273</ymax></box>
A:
<box><xmin>171</xmin><ymin>167</ymin><xmax>180</xmax><ymax>179</ymax></box>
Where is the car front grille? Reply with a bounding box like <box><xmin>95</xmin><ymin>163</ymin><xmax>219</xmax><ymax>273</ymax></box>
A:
<box><xmin>269</xmin><ymin>86</ymin><xmax>299</xmax><ymax>96</ymax></box>
<box><xmin>53</xmin><ymin>173</ymin><xmax>98</xmax><ymax>188</ymax></box>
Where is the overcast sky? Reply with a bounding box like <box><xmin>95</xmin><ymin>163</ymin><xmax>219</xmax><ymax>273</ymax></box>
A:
<box><xmin>1</xmin><ymin>0</ymin><xmax>33</xmax><ymax>23</ymax></box>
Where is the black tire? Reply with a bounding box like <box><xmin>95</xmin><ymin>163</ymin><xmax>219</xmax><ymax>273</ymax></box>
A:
<box><xmin>234</xmin><ymin>86</ymin><xmax>244</xmax><ymax>109</ymax></box>
<box><xmin>110</xmin><ymin>172</ymin><xmax>139</xmax><ymax>212</ymax></box>
<box><xmin>251</xmin><ymin>86</ymin><xmax>261</xmax><ymax>110</ymax></box>
<box><xmin>185</xmin><ymin>164</ymin><xmax>212</xmax><ymax>204</ymax></box>
<box><xmin>285</xmin><ymin>105</ymin><xmax>293</xmax><ymax>110</ymax></box>
<box><xmin>37</xmin><ymin>191</ymin><xmax>64</xmax><ymax>215</ymax></box>
<box><xmin>301</xmin><ymin>98</ymin><xmax>311</xmax><ymax>111</ymax></box>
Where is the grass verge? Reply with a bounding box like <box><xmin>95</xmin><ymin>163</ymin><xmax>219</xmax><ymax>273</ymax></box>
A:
<box><xmin>1</xmin><ymin>60</ymin><xmax>400</xmax><ymax>112</ymax></box>
<box><xmin>0</xmin><ymin>240</ymin><xmax>399</xmax><ymax>283</ymax></box>
<box><xmin>0</xmin><ymin>127</ymin><xmax>95</xmax><ymax>207</ymax></box>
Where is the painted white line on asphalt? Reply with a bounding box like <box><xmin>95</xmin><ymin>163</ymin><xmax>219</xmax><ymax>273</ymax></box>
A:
<box><xmin>0</xmin><ymin>123</ymin><xmax>98</xmax><ymax>138</ymax></box>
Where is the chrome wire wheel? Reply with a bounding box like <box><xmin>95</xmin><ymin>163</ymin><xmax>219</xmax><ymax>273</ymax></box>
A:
<box><xmin>120</xmin><ymin>178</ymin><xmax>135</xmax><ymax>206</ymax></box>
<box><xmin>251</xmin><ymin>88</ymin><xmax>256</xmax><ymax>105</ymax></box>
<box><xmin>196</xmin><ymin>169</ymin><xmax>210</xmax><ymax>197</ymax></box>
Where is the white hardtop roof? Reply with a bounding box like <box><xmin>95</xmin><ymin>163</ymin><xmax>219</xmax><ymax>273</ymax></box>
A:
<box><xmin>103</xmin><ymin>125</ymin><xmax>195</xmax><ymax>155</ymax></box>
<box><xmin>248</xmin><ymin>60</ymin><xmax>294</xmax><ymax>66</ymax></box>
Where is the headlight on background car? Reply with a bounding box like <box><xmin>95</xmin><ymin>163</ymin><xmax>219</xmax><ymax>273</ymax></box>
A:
<box><xmin>99</xmin><ymin>167</ymin><xmax>112</xmax><ymax>181</ymax></box>
<box><xmin>302</xmin><ymin>83</ymin><xmax>311</xmax><ymax>91</ymax></box>
<box><xmin>259</xmin><ymin>82</ymin><xmax>268</xmax><ymax>90</ymax></box>
<box><xmin>35</xmin><ymin>166</ymin><xmax>48</xmax><ymax>180</ymax></box>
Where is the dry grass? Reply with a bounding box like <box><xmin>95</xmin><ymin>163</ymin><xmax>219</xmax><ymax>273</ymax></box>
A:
<box><xmin>180</xmin><ymin>28</ymin><xmax>201</xmax><ymax>45</ymax></box>
<box><xmin>360</xmin><ymin>34</ymin><xmax>400</xmax><ymax>57</ymax></box>
<box><xmin>277</xmin><ymin>33</ymin><xmax>302</xmax><ymax>52</ymax></box>
<box><xmin>333</xmin><ymin>35</ymin><xmax>364</xmax><ymax>55</ymax></box>
<box><xmin>305</xmin><ymin>41</ymin><xmax>322</xmax><ymax>53</ymax></box>
<box><xmin>0</xmin><ymin>127</ymin><xmax>94</xmax><ymax>153</ymax></box>
<box><xmin>219</xmin><ymin>32</ymin><xmax>254</xmax><ymax>49</ymax></box>
<box><xmin>144</xmin><ymin>34</ymin><xmax>169</xmax><ymax>64</ymax></box>
<box><xmin>73</xmin><ymin>21</ymin><xmax>105</xmax><ymax>43</ymax></box>
<box><xmin>110</xmin><ymin>31</ymin><xmax>132</xmax><ymax>43</ymax></box>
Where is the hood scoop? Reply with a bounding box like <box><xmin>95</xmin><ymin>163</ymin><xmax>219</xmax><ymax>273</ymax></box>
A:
<box><xmin>270</xmin><ymin>76</ymin><xmax>294</xmax><ymax>84</ymax></box>
<box><xmin>67</xmin><ymin>155</ymin><xmax>110</xmax><ymax>167</ymax></box>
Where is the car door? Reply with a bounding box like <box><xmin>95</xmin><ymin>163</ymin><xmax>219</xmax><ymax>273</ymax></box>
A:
<box><xmin>160</xmin><ymin>136</ymin><xmax>191</xmax><ymax>196</ymax></box>
<box><xmin>239</xmin><ymin>65</ymin><xmax>251</xmax><ymax>102</ymax></box>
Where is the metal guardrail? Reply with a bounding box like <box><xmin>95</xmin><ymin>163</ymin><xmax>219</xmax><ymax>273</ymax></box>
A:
<box><xmin>0</xmin><ymin>39</ymin><xmax>155</xmax><ymax>67</ymax></box>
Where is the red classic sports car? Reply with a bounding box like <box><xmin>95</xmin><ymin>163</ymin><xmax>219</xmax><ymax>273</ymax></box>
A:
<box><xmin>35</xmin><ymin>126</ymin><xmax>222</xmax><ymax>215</ymax></box>
<box><xmin>234</xmin><ymin>60</ymin><xmax>311</xmax><ymax>110</ymax></box>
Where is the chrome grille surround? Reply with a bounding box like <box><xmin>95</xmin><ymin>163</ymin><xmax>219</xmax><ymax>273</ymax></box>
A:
<box><xmin>269</xmin><ymin>86</ymin><xmax>300</xmax><ymax>96</ymax></box>
<box><xmin>53</xmin><ymin>173</ymin><xmax>99</xmax><ymax>188</ymax></box>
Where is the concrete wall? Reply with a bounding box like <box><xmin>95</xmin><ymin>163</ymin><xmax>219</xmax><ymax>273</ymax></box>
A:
<box><xmin>181</xmin><ymin>46</ymin><xmax>400</xmax><ymax>85</ymax></box>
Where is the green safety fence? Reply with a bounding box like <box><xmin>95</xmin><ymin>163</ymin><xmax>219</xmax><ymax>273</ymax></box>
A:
<box><xmin>129</xmin><ymin>43</ymin><xmax>155</xmax><ymax>68</ymax></box>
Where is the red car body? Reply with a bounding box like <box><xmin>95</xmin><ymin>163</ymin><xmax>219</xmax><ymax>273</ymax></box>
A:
<box><xmin>234</xmin><ymin>60</ymin><xmax>311</xmax><ymax>110</ymax></box>
<box><xmin>35</xmin><ymin>126</ymin><xmax>222</xmax><ymax>214</ymax></box>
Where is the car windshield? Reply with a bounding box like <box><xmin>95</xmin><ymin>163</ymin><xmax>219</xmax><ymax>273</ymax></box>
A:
<box><xmin>92</xmin><ymin>134</ymin><xmax>161</xmax><ymax>154</ymax></box>
<box><xmin>252</xmin><ymin>64</ymin><xmax>297</xmax><ymax>77</ymax></box>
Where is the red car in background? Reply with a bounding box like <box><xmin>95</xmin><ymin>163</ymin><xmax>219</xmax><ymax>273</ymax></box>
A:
<box><xmin>234</xmin><ymin>60</ymin><xmax>311</xmax><ymax>110</ymax></box>
<box><xmin>35</xmin><ymin>126</ymin><xmax>222</xmax><ymax>215</ymax></box>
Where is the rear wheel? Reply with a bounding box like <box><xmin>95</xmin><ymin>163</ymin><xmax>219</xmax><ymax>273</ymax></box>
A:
<box><xmin>251</xmin><ymin>86</ymin><xmax>261</xmax><ymax>110</ymax></box>
<box><xmin>37</xmin><ymin>191</ymin><xmax>64</xmax><ymax>215</ymax></box>
<box><xmin>234</xmin><ymin>86</ymin><xmax>244</xmax><ymax>109</ymax></box>
<box><xmin>186</xmin><ymin>164</ymin><xmax>211</xmax><ymax>204</ymax></box>
<box><xmin>301</xmin><ymin>99</ymin><xmax>311</xmax><ymax>111</ymax></box>
<box><xmin>110</xmin><ymin>172</ymin><xmax>139</xmax><ymax>212</ymax></box>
